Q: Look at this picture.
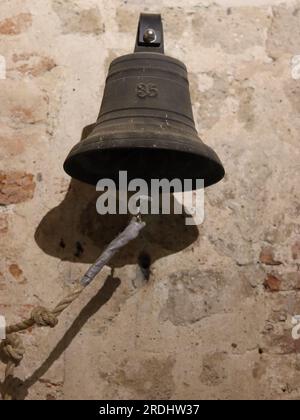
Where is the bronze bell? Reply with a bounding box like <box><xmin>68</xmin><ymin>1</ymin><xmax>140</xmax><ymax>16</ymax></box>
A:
<box><xmin>64</xmin><ymin>13</ymin><xmax>225</xmax><ymax>189</ymax></box>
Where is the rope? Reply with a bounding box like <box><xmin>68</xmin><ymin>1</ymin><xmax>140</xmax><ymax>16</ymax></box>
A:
<box><xmin>2</xmin><ymin>334</ymin><xmax>25</xmax><ymax>364</ymax></box>
<box><xmin>0</xmin><ymin>217</ymin><xmax>145</xmax><ymax>400</ymax></box>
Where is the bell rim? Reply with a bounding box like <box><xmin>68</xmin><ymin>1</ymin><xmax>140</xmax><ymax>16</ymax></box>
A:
<box><xmin>64</xmin><ymin>135</ymin><xmax>225</xmax><ymax>189</ymax></box>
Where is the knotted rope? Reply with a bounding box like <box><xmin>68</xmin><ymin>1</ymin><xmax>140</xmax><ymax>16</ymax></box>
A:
<box><xmin>0</xmin><ymin>217</ymin><xmax>145</xmax><ymax>400</ymax></box>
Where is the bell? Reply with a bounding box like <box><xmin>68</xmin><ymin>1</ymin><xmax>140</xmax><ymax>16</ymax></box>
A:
<box><xmin>64</xmin><ymin>13</ymin><xmax>225</xmax><ymax>189</ymax></box>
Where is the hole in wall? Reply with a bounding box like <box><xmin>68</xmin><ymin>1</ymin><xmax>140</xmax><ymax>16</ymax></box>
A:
<box><xmin>138</xmin><ymin>252</ymin><xmax>152</xmax><ymax>281</ymax></box>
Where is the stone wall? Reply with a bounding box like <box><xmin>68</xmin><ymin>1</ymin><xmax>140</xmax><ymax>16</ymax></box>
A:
<box><xmin>0</xmin><ymin>0</ymin><xmax>300</xmax><ymax>400</ymax></box>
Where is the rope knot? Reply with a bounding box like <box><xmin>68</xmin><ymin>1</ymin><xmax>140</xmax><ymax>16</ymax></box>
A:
<box><xmin>1</xmin><ymin>334</ymin><xmax>25</xmax><ymax>364</ymax></box>
<box><xmin>31</xmin><ymin>307</ymin><xmax>58</xmax><ymax>328</ymax></box>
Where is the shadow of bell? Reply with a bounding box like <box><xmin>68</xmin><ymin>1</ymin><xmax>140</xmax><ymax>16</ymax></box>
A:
<box><xmin>34</xmin><ymin>178</ymin><xmax>199</xmax><ymax>267</ymax></box>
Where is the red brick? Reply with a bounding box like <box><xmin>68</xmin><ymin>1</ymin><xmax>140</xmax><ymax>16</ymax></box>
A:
<box><xmin>0</xmin><ymin>171</ymin><xmax>35</xmax><ymax>205</ymax></box>
<box><xmin>0</xmin><ymin>214</ymin><xmax>8</xmax><ymax>233</ymax></box>
<box><xmin>264</xmin><ymin>274</ymin><xmax>281</xmax><ymax>292</ymax></box>
<box><xmin>12</xmin><ymin>53</ymin><xmax>56</xmax><ymax>77</ymax></box>
<box><xmin>9</xmin><ymin>263</ymin><xmax>23</xmax><ymax>279</ymax></box>
<box><xmin>292</xmin><ymin>240</ymin><xmax>300</xmax><ymax>260</ymax></box>
<box><xmin>0</xmin><ymin>13</ymin><xmax>32</xmax><ymax>35</ymax></box>
<box><xmin>259</xmin><ymin>246</ymin><xmax>282</xmax><ymax>265</ymax></box>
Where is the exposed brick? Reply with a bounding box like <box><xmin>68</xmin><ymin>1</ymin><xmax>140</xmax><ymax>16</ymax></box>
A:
<box><xmin>292</xmin><ymin>240</ymin><xmax>300</xmax><ymax>260</ymax></box>
<box><xmin>0</xmin><ymin>272</ymin><xmax>5</xmax><ymax>290</ymax></box>
<box><xmin>9</xmin><ymin>263</ymin><xmax>23</xmax><ymax>279</ymax></box>
<box><xmin>0</xmin><ymin>214</ymin><xmax>8</xmax><ymax>233</ymax></box>
<box><xmin>259</xmin><ymin>246</ymin><xmax>282</xmax><ymax>265</ymax></box>
<box><xmin>0</xmin><ymin>171</ymin><xmax>35</xmax><ymax>205</ymax></box>
<box><xmin>46</xmin><ymin>394</ymin><xmax>57</xmax><ymax>400</ymax></box>
<box><xmin>0</xmin><ymin>81</ymin><xmax>48</xmax><ymax>126</ymax></box>
<box><xmin>12</xmin><ymin>53</ymin><xmax>56</xmax><ymax>77</ymax></box>
<box><xmin>264</xmin><ymin>274</ymin><xmax>282</xmax><ymax>292</ymax></box>
<box><xmin>0</xmin><ymin>13</ymin><xmax>32</xmax><ymax>35</ymax></box>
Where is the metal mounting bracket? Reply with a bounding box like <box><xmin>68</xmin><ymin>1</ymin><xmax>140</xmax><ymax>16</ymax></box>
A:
<box><xmin>134</xmin><ymin>13</ymin><xmax>164</xmax><ymax>54</ymax></box>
